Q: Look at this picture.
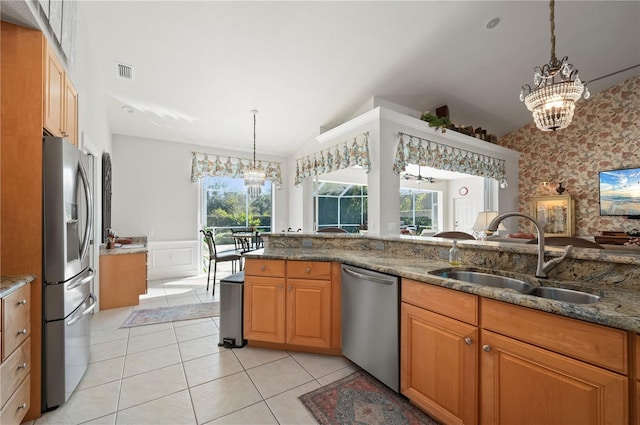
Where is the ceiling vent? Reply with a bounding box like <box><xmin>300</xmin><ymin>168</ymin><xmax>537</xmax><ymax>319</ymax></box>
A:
<box><xmin>116</xmin><ymin>62</ymin><xmax>133</xmax><ymax>80</ymax></box>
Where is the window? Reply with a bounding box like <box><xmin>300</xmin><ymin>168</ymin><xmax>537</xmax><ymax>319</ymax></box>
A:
<box><xmin>201</xmin><ymin>176</ymin><xmax>272</xmax><ymax>243</ymax></box>
<box><xmin>400</xmin><ymin>188</ymin><xmax>439</xmax><ymax>232</ymax></box>
<box><xmin>314</xmin><ymin>181</ymin><xmax>367</xmax><ymax>233</ymax></box>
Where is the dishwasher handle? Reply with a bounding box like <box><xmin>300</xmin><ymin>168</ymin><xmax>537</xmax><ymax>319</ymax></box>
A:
<box><xmin>343</xmin><ymin>267</ymin><xmax>396</xmax><ymax>285</ymax></box>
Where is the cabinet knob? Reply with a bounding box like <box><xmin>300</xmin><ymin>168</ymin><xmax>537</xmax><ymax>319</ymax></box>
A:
<box><xmin>18</xmin><ymin>403</ymin><xmax>27</xmax><ymax>410</ymax></box>
<box><xmin>18</xmin><ymin>362</ymin><xmax>27</xmax><ymax>370</ymax></box>
<box><xmin>278</xmin><ymin>285</ymin><xmax>283</xmax><ymax>289</ymax></box>
<box><xmin>17</xmin><ymin>299</ymin><xmax>27</xmax><ymax>305</ymax></box>
<box><xmin>17</xmin><ymin>329</ymin><xmax>27</xmax><ymax>336</ymax></box>
<box><xmin>482</xmin><ymin>344</ymin><xmax>491</xmax><ymax>352</ymax></box>
<box><xmin>305</xmin><ymin>267</ymin><xmax>311</xmax><ymax>273</ymax></box>
<box><xmin>260</xmin><ymin>265</ymin><xmax>266</xmax><ymax>271</ymax></box>
<box><xmin>464</xmin><ymin>337</ymin><xmax>473</xmax><ymax>345</ymax></box>
<box><xmin>288</xmin><ymin>285</ymin><xmax>293</xmax><ymax>290</ymax></box>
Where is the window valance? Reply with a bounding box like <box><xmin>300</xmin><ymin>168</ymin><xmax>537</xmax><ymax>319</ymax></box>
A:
<box><xmin>190</xmin><ymin>152</ymin><xmax>283</xmax><ymax>188</ymax></box>
<box><xmin>294</xmin><ymin>132</ymin><xmax>370</xmax><ymax>185</ymax></box>
<box><xmin>393</xmin><ymin>132</ymin><xmax>507</xmax><ymax>182</ymax></box>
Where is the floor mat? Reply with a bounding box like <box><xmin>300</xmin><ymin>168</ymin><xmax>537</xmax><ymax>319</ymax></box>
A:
<box><xmin>299</xmin><ymin>370</ymin><xmax>441</xmax><ymax>425</ymax></box>
<box><xmin>120</xmin><ymin>302</ymin><xmax>219</xmax><ymax>328</ymax></box>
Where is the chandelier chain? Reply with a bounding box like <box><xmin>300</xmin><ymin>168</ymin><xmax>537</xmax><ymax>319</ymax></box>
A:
<box><xmin>253</xmin><ymin>112</ymin><xmax>257</xmax><ymax>167</ymax></box>
<box><xmin>549</xmin><ymin>0</ymin><xmax>556</xmax><ymax>64</ymax></box>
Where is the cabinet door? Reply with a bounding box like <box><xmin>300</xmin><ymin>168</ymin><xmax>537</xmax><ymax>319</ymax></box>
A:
<box><xmin>244</xmin><ymin>276</ymin><xmax>286</xmax><ymax>343</ymax></box>
<box><xmin>286</xmin><ymin>279</ymin><xmax>331</xmax><ymax>348</ymax></box>
<box><xmin>401</xmin><ymin>302</ymin><xmax>477</xmax><ymax>425</ymax></box>
<box><xmin>43</xmin><ymin>43</ymin><xmax>64</xmax><ymax>137</ymax></box>
<box><xmin>99</xmin><ymin>253</ymin><xmax>147</xmax><ymax>310</ymax></box>
<box><xmin>64</xmin><ymin>77</ymin><xmax>78</xmax><ymax>146</ymax></box>
<box><xmin>481</xmin><ymin>330</ymin><xmax>627</xmax><ymax>425</ymax></box>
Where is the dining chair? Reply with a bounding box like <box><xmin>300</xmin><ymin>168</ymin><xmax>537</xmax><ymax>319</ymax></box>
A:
<box><xmin>432</xmin><ymin>231</ymin><xmax>476</xmax><ymax>240</ymax></box>
<box><xmin>316</xmin><ymin>227</ymin><xmax>348</xmax><ymax>233</ymax></box>
<box><xmin>200</xmin><ymin>229</ymin><xmax>242</xmax><ymax>294</ymax></box>
<box><xmin>527</xmin><ymin>237</ymin><xmax>604</xmax><ymax>249</ymax></box>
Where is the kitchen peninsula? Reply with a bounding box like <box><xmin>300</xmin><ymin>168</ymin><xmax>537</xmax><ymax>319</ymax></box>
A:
<box><xmin>99</xmin><ymin>238</ymin><xmax>148</xmax><ymax>310</ymax></box>
<box><xmin>245</xmin><ymin>232</ymin><xmax>640</xmax><ymax>425</ymax></box>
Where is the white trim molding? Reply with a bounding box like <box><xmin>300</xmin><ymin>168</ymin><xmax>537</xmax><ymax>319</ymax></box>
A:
<box><xmin>147</xmin><ymin>240</ymin><xmax>200</xmax><ymax>280</ymax></box>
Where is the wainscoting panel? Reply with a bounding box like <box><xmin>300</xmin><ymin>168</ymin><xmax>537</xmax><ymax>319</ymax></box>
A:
<box><xmin>147</xmin><ymin>240</ymin><xmax>200</xmax><ymax>280</ymax></box>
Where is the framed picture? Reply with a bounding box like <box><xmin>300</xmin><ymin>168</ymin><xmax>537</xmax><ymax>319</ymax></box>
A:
<box><xmin>530</xmin><ymin>195</ymin><xmax>575</xmax><ymax>237</ymax></box>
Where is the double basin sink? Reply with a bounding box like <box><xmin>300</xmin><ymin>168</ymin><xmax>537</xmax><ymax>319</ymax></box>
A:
<box><xmin>431</xmin><ymin>269</ymin><xmax>601</xmax><ymax>304</ymax></box>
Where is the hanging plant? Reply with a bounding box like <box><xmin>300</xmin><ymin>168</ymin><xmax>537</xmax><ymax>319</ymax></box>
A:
<box><xmin>420</xmin><ymin>112</ymin><xmax>451</xmax><ymax>132</ymax></box>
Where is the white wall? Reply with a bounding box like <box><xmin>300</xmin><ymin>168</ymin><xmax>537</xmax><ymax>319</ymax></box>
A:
<box><xmin>111</xmin><ymin>134</ymin><xmax>289</xmax><ymax>277</ymax></box>
<box><xmin>287</xmin><ymin>106</ymin><xmax>521</xmax><ymax>236</ymax></box>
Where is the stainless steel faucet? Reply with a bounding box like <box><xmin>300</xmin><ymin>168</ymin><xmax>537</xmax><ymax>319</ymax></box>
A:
<box><xmin>487</xmin><ymin>212</ymin><xmax>573</xmax><ymax>278</ymax></box>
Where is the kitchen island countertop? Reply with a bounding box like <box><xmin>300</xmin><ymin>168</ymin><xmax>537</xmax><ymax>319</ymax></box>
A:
<box><xmin>245</xmin><ymin>246</ymin><xmax>640</xmax><ymax>333</ymax></box>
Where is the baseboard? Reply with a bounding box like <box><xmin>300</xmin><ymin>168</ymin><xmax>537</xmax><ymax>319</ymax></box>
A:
<box><xmin>147</xmin><ymin>240</ymin><xmax>200</xmax><ymax>280</ymax></box>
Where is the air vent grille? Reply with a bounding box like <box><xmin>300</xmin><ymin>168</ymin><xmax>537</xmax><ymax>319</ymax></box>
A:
<box><xmin>116</xmin><ymin>63</ymin><xmax>133</xmax><ymax>80</ymax></box>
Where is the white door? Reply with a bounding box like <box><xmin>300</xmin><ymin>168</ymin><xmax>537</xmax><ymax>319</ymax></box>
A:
<box><xmin>454</xmin><ymin>198</ymin><xmax>478</xmax><ymax>233</ymax></box>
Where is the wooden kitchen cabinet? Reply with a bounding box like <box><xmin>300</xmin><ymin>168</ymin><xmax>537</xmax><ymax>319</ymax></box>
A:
<box><xmin>43</xmin><ymin>40</ymin><xmax>78</xmax><ymax>146</ymax></box>
<box><xmin>99</xmin><ymin>252</ymin><xmax>148</xmax><ymax>309</ymax></box>
<box><xmin>401</xmin><ymin>279</ymin><xmax>478</xmax><ymax>425</ymax></box>
<box><xmin>1</xmin><ymin>284</ymin><xmax>31</xmax><ymax>425</ymax></box>
<box><xmin>480</xmin><ymin>298</ymin><xmax>628</xmax><ymax>425</ymax></box>
<box><xmin>244</xmin><ymin>259</ymin><xmax>337</xmax><ymax>351</ymax></box>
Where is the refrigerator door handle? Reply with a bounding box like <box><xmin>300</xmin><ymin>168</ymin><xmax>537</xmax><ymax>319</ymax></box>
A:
<box><xmin>66</xmin><ymin>295</ymin><xmax>96</xmax><ymax>326</ymax></box>
<box><xmin>78</xmin><ymin>160</ymin><xmax>93</xmax><ymax>263</ymax></box>
<box><xmin>65</xmin><ymin>268</ymin><xmax>94</xmax><ymax>290</ymax></box>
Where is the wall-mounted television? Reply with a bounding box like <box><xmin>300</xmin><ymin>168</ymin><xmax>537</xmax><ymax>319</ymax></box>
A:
<box><xmin>599</xmin><ymin>167</ymin><xmax>640</xmax><ymax>217</ymax></box>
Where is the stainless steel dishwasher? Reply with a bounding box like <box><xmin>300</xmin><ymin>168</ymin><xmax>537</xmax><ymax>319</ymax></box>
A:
<box><xmin>341</xmin><ymin>264</ymin><xmax>399</xmax><ymax>392</ymax></box>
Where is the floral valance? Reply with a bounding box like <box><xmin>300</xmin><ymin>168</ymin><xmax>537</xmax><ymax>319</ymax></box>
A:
<box><xmin>294</xmin><ymin>132</ymin><xmax>370</xmax><ymax>185</ymax></box>
<box><xmin>190</xmin><ymin>152</ymin><xmax>283</xmax><ymax>188</ymax></box>
<box><xmin>393</xmin><ymin>132</ymin><xmax>506</xmax><ymax>181</ymax></box>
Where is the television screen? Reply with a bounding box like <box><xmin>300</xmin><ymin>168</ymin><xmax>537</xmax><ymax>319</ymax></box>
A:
<box><xmin>599</xmin><ymin>167</ymin><xmax>640</xmax><ymax>216</ymax></box>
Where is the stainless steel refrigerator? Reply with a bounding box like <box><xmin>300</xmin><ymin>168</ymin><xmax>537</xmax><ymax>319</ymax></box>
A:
<box><xmin>42</xmin><ymin>136</ymin><xmax>96</xmax><ymax>411</ymax></box>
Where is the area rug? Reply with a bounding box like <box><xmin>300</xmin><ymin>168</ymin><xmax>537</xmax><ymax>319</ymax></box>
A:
<box><xmin>299</xmin><ymin>370</ymin><xmax>441</xmax><ymax>425</ymax></box>
<box><xmin>120</xmin><ymin>302</ymin><xmax>219</xmax><ymax>328</ymax></box>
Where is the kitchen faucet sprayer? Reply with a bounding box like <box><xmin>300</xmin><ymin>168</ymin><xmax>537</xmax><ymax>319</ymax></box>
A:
<box><xmin>486</xmin><ymin>212</ymin><xmax>573</xmax><ymax>278</ymax></box>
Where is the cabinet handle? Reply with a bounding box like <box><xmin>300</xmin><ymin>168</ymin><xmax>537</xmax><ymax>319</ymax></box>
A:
<box><xmin>288</xmin><ymin>285</ymin><xmax>293</xmax><ymax>290</ymax></box>
<box><xmin>464</xmin><ymin>337</ymin><xmax>473</xmax><ymax>345</ymax></box>
<box><xmin>17</xmin><ymin>299</ymin><xmax>27</xmax><ymax>305</ymax></box>
<box><xmin>482</xmin><ymin>344</ymin><xmax>491</xmax><ymax>352</ymax></box>
<box><xmin>305</xmin><ymin>267</ymin><xmax>311</xmax><ymax>273</ymax></box>
<box><xmin>260</xmin><ymin>265</ymin><xmax>266</xmax><ymax>271</ymax></box>
<box><xmin>18</xmin><ymin>403</ymin><xmax>27</xmax><ymax>410</ymax></box>
<box><xmin>278</xmin><ymin>285</ymin><xmax>283</xmax><ymax>289</ymax></box>
<box><xmin>17</xmin><ymin>329</ymin><xmax>27</xmax><ymax>336</ymax></box>
<box><xmin>18</xmin><ymin>362</ymin><xmax>27</xmax><ymax>370</ymax></box>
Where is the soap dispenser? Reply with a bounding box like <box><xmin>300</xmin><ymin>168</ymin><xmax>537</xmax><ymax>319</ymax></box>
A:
<box><xmin>449</xmin><ymin>240</ymin><xmax>462</xmax><ymax>266</ymax></box>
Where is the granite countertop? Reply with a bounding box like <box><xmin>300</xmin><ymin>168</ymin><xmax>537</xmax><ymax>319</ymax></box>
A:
<box><xmin>0</xmin><ymin>274</ymin><xmax>35</xmax><ymax>298</ymax></box>
<box><xmin>100</xmin><ymin>236</ymin><xmax>149</xmax><ymax>256</ymax></box>
<box><xmin>100</xmin><ymin>245</ymin><xmax>148</xmax><ymax>256</ymax></box>
<box><xmin>246</xmin><ymin>247</ymin><xmax>640</xmax><ymax>333</ymax></box>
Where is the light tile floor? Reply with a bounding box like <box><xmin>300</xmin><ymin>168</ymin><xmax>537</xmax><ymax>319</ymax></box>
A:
<box><xmin>31</xmin><ymin>263</ymin><xmax>357</xmax><ymax>425</ymax></box>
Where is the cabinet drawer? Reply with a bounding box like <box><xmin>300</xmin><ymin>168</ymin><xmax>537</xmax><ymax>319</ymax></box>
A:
<box><xmin>0</xmin><ymin>372</ymin><xmax>29</xmax><ymax>425</ymax></box>
<box><xmin>245</xmin><ymin>259</ymin><xmax>285</xmax><ymax>277</ymax></box>
<box><xmin>2</xmin><ymin>285</ymin><xmax>31</xmax><ymax>361</ymax></box>
<box><xmin>286</xmin><ymin>261</ymin><xmax>332</xmax><ymax>280</ymax></box>
<box><xmin>402</xmin><ymin>279</ymin><xmax>478</xmax><ymax>325</ymax></box>
<box><xmin>0</xmin><ymin>338</ymin><xmax>30</xmax><ymax>408</ymax></box>
<box><xmin>481</xmin><ymin>298</ymin><xmax>628</xmax><ymax>374</ymax></box>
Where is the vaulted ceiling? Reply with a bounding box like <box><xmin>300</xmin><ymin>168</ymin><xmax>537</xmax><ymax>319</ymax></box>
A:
<box><xmin>4</xmin><ymin>1</ymin><xmax>640</xmax><ymax>157</ymax></box>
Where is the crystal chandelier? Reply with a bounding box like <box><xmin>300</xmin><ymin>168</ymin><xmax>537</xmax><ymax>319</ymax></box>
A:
<box><xmin>243</xmin><ymin>109</ymin><xmax>265</xmax><ymax>197</ymax></box>
<box><xmin>520</xmin><ymin>0</ymin><xmax>590</xmax><ymax>131</ymax></box>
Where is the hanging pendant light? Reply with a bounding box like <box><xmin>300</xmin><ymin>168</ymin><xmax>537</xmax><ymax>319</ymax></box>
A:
<box><xmin>519</xmin><ymin>0</ymin><xmax>590</xmax><ymax>131</ymax></box>
<box><xmin>243</xmin><ymin>109</ymin><xmax>266</xmax><ymax>197</ymax></box>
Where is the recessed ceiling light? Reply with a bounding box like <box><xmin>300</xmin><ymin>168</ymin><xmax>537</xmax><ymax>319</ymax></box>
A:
<box><xmin>486</xmin><ymin>17</ymin><xmax>500</xmax><ymax>29</ymax></box>
<box><xmin>121</xmin><ymin>105</ymin><xmax>135</xmax><ymax>113</ymax></box>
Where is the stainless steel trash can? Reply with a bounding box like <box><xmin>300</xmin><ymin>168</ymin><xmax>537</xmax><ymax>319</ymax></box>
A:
<box><xmin>218</xmin><ymin>271</ymin><xmax>246</xmax><ymax>348</ymax></box>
